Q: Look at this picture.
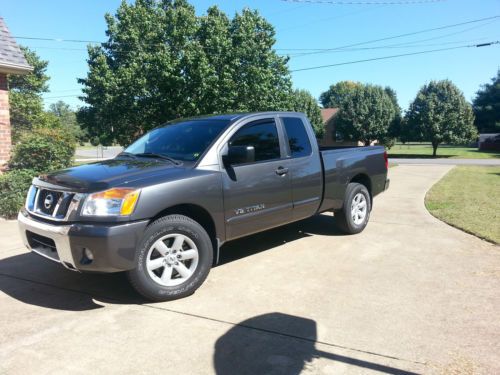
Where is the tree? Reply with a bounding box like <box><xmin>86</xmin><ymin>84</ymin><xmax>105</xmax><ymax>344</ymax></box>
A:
<box><xmin>78</xmin><ymin>1</ymin><xmax>292</xmax><ymax>145</ymax></box>
<box><xmin>8</xmin><ymin>46</ymin><xmax>50</xmax><ymax>141</ymax></box>
<box><xmin>405</xmin><ymin>80</ymin><xmax>476</xmax><ymax>156</ymax></box>
<box><xmin>473</xmin><ymin>70</ymin><xmax>500</xmax><ymax>134</ymax></box>
<box><xmin>319</xmin><ymin>81</ymin><xmax>361</xmax><ymax>108</ymax></box>
<box><xmin>380</xmin><ymin>86</ymin><xmax>402</xmax><ymax>148</ymax></box>
<box><xmin>49</xmin><ymin>101</ymin><xmax>88</xmax><ymax>144</ymax></box>
<box><xmin>287</xmin><ymin>89</ymin><xmax>323</xmax><ymax>138</ymax></box>
<box><xmin>334</xmin><ymin>83</ymin><xmax>397</xmax><ymax>146</ymax></box>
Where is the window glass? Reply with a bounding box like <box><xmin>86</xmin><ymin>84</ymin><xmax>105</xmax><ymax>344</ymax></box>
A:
<box><xmin>282</xmin><ymin>117</ymin><xmax>312</xmax><ymax>157</ymax></box>
<box><xmin>125</xmin><ymin>120</ymin><xmax>229</xmax><ymax>161</ymax></box>
<box><xmin>229</xmin><ymin>120</ymin><xmax>280</xmax><ymax>162</ymax></box>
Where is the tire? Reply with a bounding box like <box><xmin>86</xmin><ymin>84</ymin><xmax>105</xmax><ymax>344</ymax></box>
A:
<box><xmin>334</xmin><ymin>183</ymin><xmax>371</xmax><ymax>234</ymax></box>
<box><xmin>127</xmin><ymin>214</ymin><xmax>213</xmax><ymax>302</ymax></box>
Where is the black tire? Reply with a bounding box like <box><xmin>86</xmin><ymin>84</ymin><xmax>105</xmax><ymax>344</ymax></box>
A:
<box><xmin>334</xmin><ymin>183</ymin><xmax>371</xmax><ymax>234</ymax></box>
<box><xmin>127</xmin><ymin>214</ymin><xmax>213</xmax><ymax>302</ymax></box>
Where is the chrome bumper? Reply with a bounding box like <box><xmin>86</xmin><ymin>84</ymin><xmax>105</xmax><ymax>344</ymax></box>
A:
<box><xmin>18</xmin><ymin>211</ymin><xmax>78</xmax><ymax>271</ymax></box>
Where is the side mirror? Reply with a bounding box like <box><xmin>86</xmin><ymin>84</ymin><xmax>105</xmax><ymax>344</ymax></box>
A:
<box><xmin>226</xmin><ymin>145</ymin><xmax>255</xmax><ymax>165</ymax></box>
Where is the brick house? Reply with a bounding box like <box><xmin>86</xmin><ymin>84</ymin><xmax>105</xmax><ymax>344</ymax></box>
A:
<box><xmin>318</xmin><ymin>108</ymin><xmax>358</xmax><ymax>147</ymax></box>
<box><xmin>0</xmin><ymin>17</ymin><xmax>32</xmax><ymax>167</ymax></box>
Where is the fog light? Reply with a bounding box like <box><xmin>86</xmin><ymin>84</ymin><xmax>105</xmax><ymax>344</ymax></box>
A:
<box><xmin>84</xmin><ymin>248</ymin><xmax>94</xmax><ymax>260</ymax></box>
<box><xmin>80</xmin><ymin>247</ymin><xmax>94</xmax><ymax>265</ymax></box>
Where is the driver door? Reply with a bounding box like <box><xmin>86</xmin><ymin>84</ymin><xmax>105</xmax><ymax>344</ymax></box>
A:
<box><xmin>221</xmin><ymin>118</ymin><xmax>293</xmax><ymax>240</ymax></box>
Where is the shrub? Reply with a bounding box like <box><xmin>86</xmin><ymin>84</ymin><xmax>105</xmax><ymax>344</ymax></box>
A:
<box><xmin>0</xmin><ymin>169</ymin><xmax>36</xmax><ymax>219</ymax></box>
<box><xmin>9</xmin><ymin>128</ymin><xmax>75</xmax><ymax>173</ymax></box>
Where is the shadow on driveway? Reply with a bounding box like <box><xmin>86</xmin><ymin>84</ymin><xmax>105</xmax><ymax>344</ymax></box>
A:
<box><xmin>0</xmin><ymin>214</ymin><xmax>344</xmax><ymax>311</ymax></box>
<box><xmin>214</xmin><ymin>312</ymin><xmax>420</xmax><ymax>375</ymax></box>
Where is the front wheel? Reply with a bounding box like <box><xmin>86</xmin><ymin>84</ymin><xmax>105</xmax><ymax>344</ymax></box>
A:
<box><xmin>127</xmin><ymin>214</ymin><xmax>213</xmax><ymax>301</ymax></box>
<box><xmin>334</xmin><ymin>183</ymin><xmax>371</xmax><ymax>234</ymax></box>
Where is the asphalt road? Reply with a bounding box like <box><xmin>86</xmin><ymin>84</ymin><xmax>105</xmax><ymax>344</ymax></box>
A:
<box><xmin>1</xmin><ymin>165</ymin><xmax>499</xmax><ymax>374</ymax></box>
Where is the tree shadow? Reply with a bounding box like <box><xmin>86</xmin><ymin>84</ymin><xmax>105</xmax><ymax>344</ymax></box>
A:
<box><xmin>213</xmin><ymin>313</ymin><xmax>420</xmax><ymax>375</ymax></box>
<box><xmin>0</xmin><ymin>214</ymin><xmax>344</xmax><ymax>311</ymax></box>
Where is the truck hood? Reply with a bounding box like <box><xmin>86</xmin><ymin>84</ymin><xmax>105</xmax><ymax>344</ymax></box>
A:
<box><xmin>38</xmin><ymin>158</ymin><xmax>188</xmax><ymax>192</ymax></box>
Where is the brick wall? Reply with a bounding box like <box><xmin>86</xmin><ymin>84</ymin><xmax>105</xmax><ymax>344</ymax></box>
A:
<box><xmin>0</xmin><ymin>73</ymin><xmax>11</xmax><ymax>167</ymax></box>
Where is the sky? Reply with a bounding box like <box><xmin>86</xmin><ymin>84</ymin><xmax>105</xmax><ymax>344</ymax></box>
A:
<box><xmin>1</xmin><ymin>0</ymin><xmax>499</xmax><ymax>111</ymax></box>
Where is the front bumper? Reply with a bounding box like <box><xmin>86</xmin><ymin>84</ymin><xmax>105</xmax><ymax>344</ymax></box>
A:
<box><xmin>18</xmin><ymin>211</ymin><xmax>148</xmax><ymax>272</ymax></box>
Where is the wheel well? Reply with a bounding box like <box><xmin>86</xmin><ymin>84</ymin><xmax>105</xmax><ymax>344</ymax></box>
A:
<box><xmin>350</xmin><ymin>174</ymin><xmax>372</xmax><ymax>202</ymax></box>
<box><xmin>149</xmin><ymin>204</ymin><xmax>218</xmax><ymax>263</ymax></box>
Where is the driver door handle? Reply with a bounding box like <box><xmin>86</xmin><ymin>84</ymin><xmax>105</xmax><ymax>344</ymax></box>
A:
<box><xmin>275</xmin><ymin>166</ymin><xmax>289</xmax><ymax>176</ymax></box>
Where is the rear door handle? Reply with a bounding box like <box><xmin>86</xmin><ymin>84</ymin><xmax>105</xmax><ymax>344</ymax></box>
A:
<box><xmin>275</xmin><ymin>166</ymin><xmax>289</xmax><ymax>176</ymax></box>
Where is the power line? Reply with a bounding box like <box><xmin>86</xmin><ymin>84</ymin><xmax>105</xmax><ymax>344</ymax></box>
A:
<box><xmin>290</xmin><ymin>15</ymin><xmax>500</xmax><ymax>57</ymax></box>
<box><xmin>286</xmin><ymin>18</ymin><xmax>498</xmax><ymax>57</ymax></box>
<box><xmin>13</xmin><ymin>15</ymin><xmax>499</xmax><ymax>60</ymax></box>
<box><xmin>280</xmin><ymin>0</ymin><xmax>446</xmax><ymax>4</ymax></box>
<box><xmin>285</xmin><ymin>36</ymin><xmax>496</xmax><ymax>57</ymax></box>
<box><xmin>290</xmin><ymin>41</ymin><xmax>499</xmax><ymax>72</ymax></box>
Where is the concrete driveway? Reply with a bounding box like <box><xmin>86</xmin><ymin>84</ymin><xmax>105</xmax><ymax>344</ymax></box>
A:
<box><xmin>0</xmin><ymin>165</ymin><xmax>499</xmax><ymax>374</ymax></box>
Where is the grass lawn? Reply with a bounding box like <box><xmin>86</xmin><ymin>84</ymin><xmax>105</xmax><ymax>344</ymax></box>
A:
<box><xmin>388</xmin><ymin>143</ymin><xmax>500</xmax><ymax>159</ymax></box>
<box><xmin>425</xmin><ymin>166</ymin><xmax>500</xmax><ymax>244</ymax></box>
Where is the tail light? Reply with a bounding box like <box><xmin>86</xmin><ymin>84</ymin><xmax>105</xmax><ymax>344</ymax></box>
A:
<box><xmin>383</xmin><ymin>151</ymin><xmax>388</xmax><ymax>170</ymax></box>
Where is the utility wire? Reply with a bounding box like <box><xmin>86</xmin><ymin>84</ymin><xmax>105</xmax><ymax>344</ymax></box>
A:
<box><xmin>286</xmin><ymin>18</ymin><xmax>498</xmax><ymax>57</ymax></box>
<box><xmin>290</xmin><ymin>41</ymin><xmax>499</xmax><ymax>72</ymax></box>
<box><xmin>280</xmin><ymin>0</ymin><xmax>446</xmax><ymax>4</ymax></box>
<box><xmin>290</xmin><ymin>15</ymin><xmax>500</xmax><ymax>57</ymax></box>
<box><xmin>13</xmin><ymin>15</ymin><xmax>498</xmax><ymax>51</ymax></box>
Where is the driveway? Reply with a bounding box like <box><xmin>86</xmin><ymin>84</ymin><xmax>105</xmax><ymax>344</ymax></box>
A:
<box><xmin>389</xmin><ymin>158</ymin><xmax>500</xmax><ymax>166</ymax></box>
<box><xmin>1</xmin><ymin>165</ymin><xmax>499</xmax><ymax>374</ymax></box>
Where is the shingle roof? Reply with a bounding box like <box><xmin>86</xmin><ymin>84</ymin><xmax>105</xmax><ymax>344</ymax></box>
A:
<box><xmin>0</xmin><ymin>17</ymin><xmax>32</xmax><ymax>74</ymax></box>
<box><xmin>321</xmin><ymin>108</ymin><xmax>339</xmax><ymax>123</ymax></box>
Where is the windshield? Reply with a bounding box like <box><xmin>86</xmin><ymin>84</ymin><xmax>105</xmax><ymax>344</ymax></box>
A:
<box><xmin>124</xmin><ymin>119</ymin><xmax>230</xmax><ymax>162</ymax></box>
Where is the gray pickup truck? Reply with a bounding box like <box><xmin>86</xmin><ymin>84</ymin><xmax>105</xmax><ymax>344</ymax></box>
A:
<box><xmin>18</xmin><ymin>112</ymin><xmax>389</xmax><ymax>301</ymax></box>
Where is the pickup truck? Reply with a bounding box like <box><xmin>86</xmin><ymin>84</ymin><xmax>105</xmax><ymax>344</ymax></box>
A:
<box><xmin>18</xmin><ymin>112</ymin><xmax>389</xmax><ymax>301</ymax></box>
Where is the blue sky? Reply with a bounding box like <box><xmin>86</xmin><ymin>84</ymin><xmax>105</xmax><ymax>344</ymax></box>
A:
<box><xmin>1</xmin><ymin>0</ymin><xmax>499</xmax><ymax>111</ymax></box>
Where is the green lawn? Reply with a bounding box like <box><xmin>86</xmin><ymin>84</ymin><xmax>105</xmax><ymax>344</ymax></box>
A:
<box><xmin>388</xmin><ymin>143</ymin><xmax>499</xmax><ymax>159</ymax></box>
<box><xmin>425</xmin><ymin>166</ymin><xmax>500</xmax><ymax>244</ymax></box>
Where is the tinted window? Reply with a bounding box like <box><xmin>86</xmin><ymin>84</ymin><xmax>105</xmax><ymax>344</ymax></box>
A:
<box><xmin>283</xmin><ymin>117</ymin><xmax>312</xmax><ymax>157</ymax></box>
<box><xmin>125</xmin><ymin>120</ymin><xmax>229</xmax><ymax>162</ymax></box>
<box><xmin>230</xmin><ymin>120</ymin><xmax>281</xmax><ymax>162</ymax></box>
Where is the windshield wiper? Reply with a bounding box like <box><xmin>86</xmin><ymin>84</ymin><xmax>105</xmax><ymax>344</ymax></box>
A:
<box><xmin>134</xmin><ymin>152</ymin><xmax>182</xmax><ymax>165</ymax></box>
<box><xmin>117</xmin><ymin>151</ymin><xmax>138</xmax><ymax>159</ymax></box>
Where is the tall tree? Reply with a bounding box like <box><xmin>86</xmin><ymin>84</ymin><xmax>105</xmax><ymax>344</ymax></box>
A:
<box><xmin>405</xmin><ymin>80</ymin><xmax>476</xmax><ymax>156</ymax></box>
<box><xmin>78</xmin><ymin>1</ymin><xmax>292</xmax><ymax>145</ymax></box>
<box><xmin>319</xmin><ymin>81</ymin><xmax>361</xmax><ymax>108</ymax></box>
<box><xmin>381</xmin><ymin>86</ymin><xmax>402</xmax><ymax>148</ymax></box>
<box><xmin>8</xmin><ymin>46</ymin><xmax>50</xmax><ymax>141</ymax></box>
<box><xmin>334</xmin><ymin>83</ymin><xmax>397</xmax><ymax>146</ymax></box>
<box><xmin>473</xmin><ymin>70</ymin><xmax>500</xmax><ymax>134</ymax></box>
<box><xmin>287</xmin><ymin>89</ymin><xmax>323</xmax><ymax>138</ymax></box>
<box><xmin>49</xmin><ymin>101</ymin><xmax>87</xmax><ymax>143</ymax></box>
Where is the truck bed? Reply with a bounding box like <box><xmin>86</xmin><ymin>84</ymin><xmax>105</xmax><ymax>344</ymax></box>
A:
<box><xmin>318</xmin><ymin>146</ymin><xmax>388</xmax><ymax>212</ymax></box>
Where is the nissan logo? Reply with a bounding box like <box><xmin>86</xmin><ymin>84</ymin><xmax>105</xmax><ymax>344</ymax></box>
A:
<box><xmin>44</xmin><ymin>194</ymin><xmax>55</xmax><ymax>210</ymax></box>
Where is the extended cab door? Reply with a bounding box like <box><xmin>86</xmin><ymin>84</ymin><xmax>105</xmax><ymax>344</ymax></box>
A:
<box><xmin>221</xmin><ymin>117</ymin><xmax>293</xmax><ymax>240</ymax></box>
<box><xmin>278</xmin><ymin>115</ymin><xmax>323</xmax><ymax>221</ymax></box>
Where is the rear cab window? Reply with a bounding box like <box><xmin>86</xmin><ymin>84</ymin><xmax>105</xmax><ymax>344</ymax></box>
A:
<box><xmin>282</xmin><ymin>117</ymin><xmax>312</xmax><ymax>158</ymax></box>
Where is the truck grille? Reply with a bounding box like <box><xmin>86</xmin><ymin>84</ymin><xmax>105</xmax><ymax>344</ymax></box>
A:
<box><xmin>27</xmin><ymin>186</ymin><xmax>76</xmax><ymax>220</ymax></box>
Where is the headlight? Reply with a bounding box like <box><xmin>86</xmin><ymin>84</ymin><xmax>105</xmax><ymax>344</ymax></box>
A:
<box><xmin>81</xmin><ymin>188</ymin><xmax>140</xmax><ymax>216</ymax></box>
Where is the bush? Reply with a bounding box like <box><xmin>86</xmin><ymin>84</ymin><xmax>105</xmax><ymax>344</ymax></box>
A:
<box><xmin>0</xmin><ymin>169</ymin><xmax>36</xmax><ymax>219</ymax></box>
<box><xmin>9</xmin><ymin>128</ymin><xmax>75</xmax><ymax>173</ymax></box>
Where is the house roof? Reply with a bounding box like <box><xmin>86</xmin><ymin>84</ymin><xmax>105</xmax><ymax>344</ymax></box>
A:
<box><xmin>320</xmin><ymin>108</ymin><xmax>339</xmax><ymax>124</ymax></box>
<box><xmin>0</xmin><ymin>17</ymin><xmax>32</xmax><ymax>75</ymax></box>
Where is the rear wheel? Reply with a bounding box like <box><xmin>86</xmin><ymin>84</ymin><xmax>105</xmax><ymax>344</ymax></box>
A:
<box><xmin>334</xmin><ymin>183</ymin><xmax>371</xmax><ymax>234</ymax></box>
<box><xmin>127</xmin><ymin>214</ymin><xmax>213</xmax><ymax>301</ymax></box>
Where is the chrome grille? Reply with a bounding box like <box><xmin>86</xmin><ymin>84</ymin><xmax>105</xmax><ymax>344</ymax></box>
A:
<box><xmin>27</xmin><ymin>186</ymin><xmax>76</xmax><ymax>220</ymax></box>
